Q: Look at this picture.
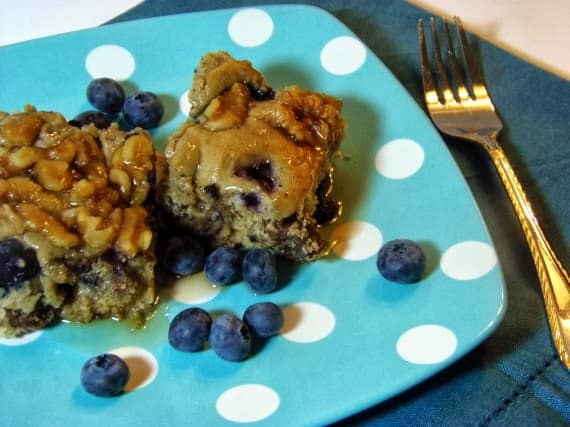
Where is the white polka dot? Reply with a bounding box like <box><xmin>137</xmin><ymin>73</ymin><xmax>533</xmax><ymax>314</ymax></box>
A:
<box><xmin>170</xmin><ymin>272</ymin><xmax>221</xmax><ymax>304</ymax></box>
<box><xmin>0</xmin><ymin>330</ymin><xmax>43</xmax><ymax>346</ymax></box>
<box><xmin>85</xmin><ymin>44</ymin><xmax>135</xmax><ymax>81</ymax></box>
<box><xmin>228</xmin><ymin>9</ymin><xmax>274</xmax><ymax>47</ymax></box>
<box><xmin>441</xmin><ymin>241</ymin><xmax>497</xmax><ymax>280</ymax></box>
<box><xmin>110</xmin><ymin>346</ymin><xmax>158</xmax><ymax>392</ymax></box>
<box><xmin>397</xmin><ymin>324</ymin><xmax>457</xmax><ymax>364</ymax></box>
<box><xmin>281</xmin><ymin>302</ymin><xmax>335</xmax><ymax>343</ymax></box>
<box><xmin>375</xmin><ymin>139</ymin><xmax>425</xmax><ymax>179</ymax></box>
<box><xmin>320</xmin><ymin>36</ymin><xmax>366</xmax><ymax>75</ymax></box>
<box><xmin>179</xmin><ymin>90</ymin><xmax>191</xmax><ymax>116</ymax></box>
<box><xmin>331</xmin><ymin>221</ymin><xmax>382</xmax><ymax>260</ymax></box>
<box><xmin>216</xmin><ymin>384</ymin><xmax>280</xmax><ymax>422</ymax></box>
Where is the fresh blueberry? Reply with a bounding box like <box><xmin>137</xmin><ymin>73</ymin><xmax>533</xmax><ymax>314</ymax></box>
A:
<box><xmin>160</xmin><ymin>235</ymin><xmax>205</xmax><ymax>276</ymax></box>
<box><xmin>376</xmin><ymin>239</ymin><xmax>426</xmax><ymax>284</ymax></box>
<box><xmin>80</xmin><ymin>353</ymin><xmax>130</xmax><ymax>397</ymax></box>
<box><xmin>86</xmin><ymin>78</ymin><xmax>125</xmax><ymax>114</ymax></box>
<box><xmin>168</xmin><ymin>307</ymin><xmax>212</xmax><ymax>352</ymax></box>
<box><xmin>122</xmin><ymin>91</ymin><xmax>164</xmax><ymax>129</ymax></box>
<box><xmin>0</xmin><ymin>239</ymin><xmax>40</xmax><ymax>290</ymax></box>
<box><xmin>204</xmin><ymin>247</ymin><xmax>241</xmax><ymax>286</ymax></box>
<box><xmin>243</xmin><ymin>302</ymin><xmax>284</xmax><ymax>338</ymax></box>
<box><xmin>209</xmin><ymin>313</ymin><xmax>252</xmax><ymax>361</ymax></box>
<box><xmin>242</xmin><ymin>249</ymin><xmax>277</xmax><ymax>294</ymax></box>
<box><xmin>69</xmin><ymin>110</ymin><xmax>113</xmax><ymax>129</ymax></box>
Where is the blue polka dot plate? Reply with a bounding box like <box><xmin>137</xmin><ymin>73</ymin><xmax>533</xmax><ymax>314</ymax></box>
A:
<box><xmin>0</xmin><ymin>5</ymin><xmax>506</xmax><ymax>426</ymax></box>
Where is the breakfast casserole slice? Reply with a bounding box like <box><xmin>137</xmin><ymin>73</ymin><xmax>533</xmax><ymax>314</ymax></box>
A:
<box><xmin>160</xmin><ymin>51</ymin><xmax>345</xmax><ymax>262</ymax></box>
<box><xmin>0</xmin><ymin>106</ymin><xmax>157</xmax><ymax>337</ymax></box>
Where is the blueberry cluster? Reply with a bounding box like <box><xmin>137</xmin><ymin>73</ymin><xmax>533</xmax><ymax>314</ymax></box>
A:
<box><xmin>169</xmin><ymin>302</ymin><xmax>284</xmax><ymax>362</ymax></box>
<box><xmin>79</xmin><ymin>302</ymin><xmax>283</xmax><ymax>396</ymax></box>
<box><xmin>69</xmin><ymin>77</ymin><xmax>164</xmax><ymax>130</ymax></box>
<box><xmin>160</xmin><ymin>234</ymin><xmax>279</xmax><ymax>294</ymax></box>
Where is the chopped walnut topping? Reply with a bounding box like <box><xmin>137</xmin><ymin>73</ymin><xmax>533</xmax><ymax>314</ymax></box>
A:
<box><xmin>0</xmin><ymin>111</ymin><xmax>44</xmax><ymax>147</ymax></box>
<box><xmin>0</xmin><ymin>108</ymin><xmax>156</xmax><ymax>257</ymax></box>
<box><xmin>0</xmin><ymin>204</ymin><xmax>25</xmax><ymax>238</ymax></box>
<box><xmin>251</xmin><ymin>86</ymin><xmax>345</xmax><ymax>149</ymax></box>
<box><xmin>115</xmin><ymin>206</ymin><xmax>153</xmax><ymax>257</ymax></box>
<box><xmin>201</xmin><ymin>82</ymin><xmax>251</xmax><ymax>131</ymax></box>
<box><xmin>33</xmin><ymin>159</ymin><xmax>73</xmax><ymax>191</ymax></box>
<box><xmin>188</xmin><ymin>51</ymin><xmax>270</xmax><ymax>117</ymax></box>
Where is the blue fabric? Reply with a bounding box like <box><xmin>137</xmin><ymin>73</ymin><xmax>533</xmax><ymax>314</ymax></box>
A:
<box><xmin>112</xmin><ymin>1</ymin><xmax>570</xmax><ymax>425</ymax></box>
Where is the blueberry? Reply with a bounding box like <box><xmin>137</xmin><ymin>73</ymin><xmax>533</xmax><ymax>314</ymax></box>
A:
<box><xmin>168</xmin><ymin>307</ymin><xmax>212</xmax><ymax>352</ymax></box>
<box><xmin>69</xmin><ymin>110</ymin><xmax>113</xmax><ymax>129</ymax></box>
<box><xmin>160</xmin><ymin>235</ymin><xmax>205</xmax><ymax>276</ymax></box>
<box><xmin>235</xmin><ymin>160</ymin><xmax>274</xmax><ymax>192</ymax></box>
<box><xmin>0</xmin><ymin>239</ymin><xmax>40</xmax><ymax>290</ymax></box>
<box><xmin>80</xmin><ymin>353</ymin><xmax>130</xmax><ymax>397</ymax></box>
<box><xmin>204</xmin><ymin>247</ymin><xmax>241</xmax><ymax>286</ymax></box>
<box><xmin>376</xmin><ymin>239</ymin><xmax>426</xmax><ymax>284</ymax></box>
<box><xmin>203</xmin><ymin>184</ymin><xmax>219</xmax><ymax>200</ymax></box>
<box><xmin>316</xmin><ymin>174</ymin><xmax>332</xmax><ymax>199</ymax></box>
<box><xmin>243</xmin><ymin>302</ymin><xmax>284</xmax><ymax>338</ymax></box>
<box><xmin>86</xmin><ymin>78</ymin><xmax>125</xmax><ymax>114</ymax></box>
<box><xmin>241</xmin><ymin>192</ymin><xmax>261</xmax><ymax>210</ymax></box>
<box><xmin>242</xmin><ymin>249</ymin><xmax>278</xmax><ymax>294</ymax></box>
<box><xmin>247</xmin><ymin>84</ymin><xmax>274</xmax><ymax>101</ymax></box>
<box><xmin>122</xmin><ymin>91</ymin><xmax>164</xmax><ymax>129</ymax></box>
<box><xmin>209</xmin><ymin>313</ymin><xmax>251</xmax><ymax>361</ymax></box>
<box><xmin>313</xmin><ymin>198</ymin><xmax>341</xmax><ymax>225</ymax></box>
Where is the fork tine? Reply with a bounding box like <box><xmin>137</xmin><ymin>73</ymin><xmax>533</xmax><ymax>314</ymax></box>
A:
<box><xmin>429</xmin><ymin>17</ymin><xmax>455</xmax><ymax>104</ymax></box>
<box><xmin>443</xmin><ymin>19</ymin><xmax>470</xmax><ymax>102</ymax></box>
<box><xmin>454</xmin><ymin>16</ymin><xmax>488</xmax><ymax>99</ymax></box>
<box><xmin>418</xmin><ymin>19</ymin><xmax>439</xmax><ymax>104</ymax></box>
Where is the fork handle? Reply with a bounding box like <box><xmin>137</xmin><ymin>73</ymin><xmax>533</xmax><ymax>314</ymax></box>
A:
<box><xmin>486</xmin><ymin>141</ymin><xmax>570</xmax><ymax>368</ymax></box>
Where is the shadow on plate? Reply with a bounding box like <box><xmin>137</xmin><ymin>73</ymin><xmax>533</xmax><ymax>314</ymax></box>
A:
<box><xmin>330</xmin><ymin>95</ymin><xmax>381</xmax><ymax>222</ymax></box>
<box><xmin>262</xmin><ymin>62</ymin><xmax>314</xmax><ymax>89</ymax></box>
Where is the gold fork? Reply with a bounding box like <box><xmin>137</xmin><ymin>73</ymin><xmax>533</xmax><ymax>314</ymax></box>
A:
<box><xmin>419</xmin><ymin>16</ymin><xmax>570</xmax><ymax>370</ymax></box>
